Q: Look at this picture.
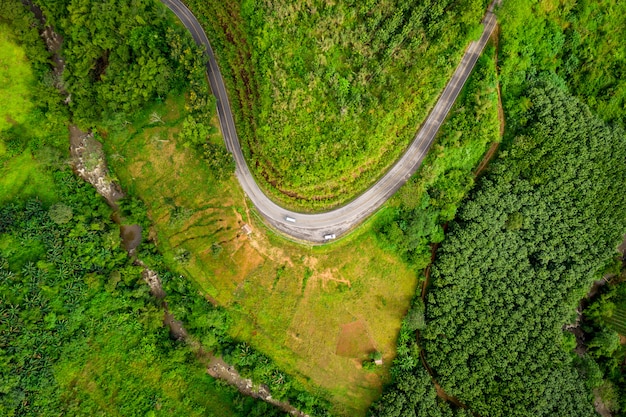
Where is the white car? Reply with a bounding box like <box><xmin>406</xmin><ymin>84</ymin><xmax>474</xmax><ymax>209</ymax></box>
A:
<box><xmin>285</xmin><ymin>216</ymin><xmax>296</xmax><ymax>223</ymax></box>
<box><xmin>323</xmin><ymin>234</ymin><xmax>336</xmax><ymax>240</ymax></box>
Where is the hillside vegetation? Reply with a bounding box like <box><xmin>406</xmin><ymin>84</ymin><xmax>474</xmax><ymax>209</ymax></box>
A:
<box><xmin>499</xmin><ymin>0</ymin><xmax>626</xmax><ymax>127</ymax></box>
<box><xmin>103</xmin><ymin>91</ymin><xmax>419</xmax><ymax>416</ymax></box>
<box><xmin>0</xmin><ymin>2</ymin><xmax>299</xmax><ymax>416</ymax></box>
<box><xmin>370</xmin><ymin>0</ymin><xmax>626</xmax><ymax>415</ymax></box>
<box><xmin>0</xmin><ymin>175</ymin><xmax>280</xmax><ymax>417</ymax></box>
<box><xmin>187</xmin><ymin>0</ymin><xmax>489</xmax><ymax>210</ymax></box>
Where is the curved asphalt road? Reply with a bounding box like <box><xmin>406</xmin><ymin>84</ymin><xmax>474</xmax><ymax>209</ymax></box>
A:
<box><xmin>162</xmin><ymin>0</ymin><xmax>500</xmax><ymax>243</ymax></box>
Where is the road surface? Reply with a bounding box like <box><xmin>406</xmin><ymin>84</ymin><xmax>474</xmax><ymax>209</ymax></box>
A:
<box><xmin>161</xmin><ymin>0</ymin><xmax>499</xmax><ymax>243</ymax></box>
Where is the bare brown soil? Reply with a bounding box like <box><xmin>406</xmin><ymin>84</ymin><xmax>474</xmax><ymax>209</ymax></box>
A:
<box><xmin>593</xmin><ymin>388</ymin><xmax>613</xmax><ymax>417</ymax></box>
<box><xmin>206</xmin><ymin>356</ymin><xmax>309</xmax><ymax>417</ymax></box>
<box><xmin>336</xmin><ymin>320</ymin><xmax>376</xmax><ymax>358</ymax></box>
<box><xmin>120</xmin><ymin>224</ymin><xmax>142</xmax><ymax>251</ymax></box>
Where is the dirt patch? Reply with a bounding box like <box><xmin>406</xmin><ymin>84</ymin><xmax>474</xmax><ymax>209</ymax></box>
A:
<box><xmin>336</xmin><ymin>319</ymin><xmax>376</xmax><ymax>358</ymax></box>
<box><xmin>303</xmin><ymin>256</ymin><xmax>319</xmax><ymax>269</ymax></box>
<box><xmin>248</xmin><ymin>232</ymin><xmax>294</xmax><ymax>267</ymax></box>
<box><xmin>140</xmin><ymin>266</ymin><xmax>165</xmax><ymax>299</ymax></box>
<box><xmin>313</xmin><ymin>268</ymin><xmax>351</xmax><ymax>291</ymax></box>
<box><xmin>593</xmin><ymin>388</ymin><xmax>613</xmax><ymax>417</ymax></box>
<box><xmin>164</xmin><ymin>310</ymin><xmax>188</xmax><ymax>340</ymax></box>
<box><xmin>229</xmin><ymin>241</ymin><xmax>264</xmax><ymax>282</ymax></box>
<box><xmin>69</xmin><ymin>125</ymin><xmax>124</xmax><ymax>207</ymax></box>
<box><xmin>120</xmin><ymin>224</ymin><xmax>142</xmax><ymax>251</ymax></box>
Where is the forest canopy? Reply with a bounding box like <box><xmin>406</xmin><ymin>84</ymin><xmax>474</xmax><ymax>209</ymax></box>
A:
<box><xmin>372</xmin><ymin>79</ymin><xmax>626</xmax><ymax>416</ymax></box>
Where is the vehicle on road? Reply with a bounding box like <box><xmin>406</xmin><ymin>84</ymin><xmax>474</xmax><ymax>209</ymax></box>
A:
<box><xmin>285</xmin><ymin>216</ymin><xmax>296</xmax><ymax>223</ymax></box>
<box><xmin>324</xmin><ymin>234</ymin><xmax>336</xmax><ymax>240</ymax></box>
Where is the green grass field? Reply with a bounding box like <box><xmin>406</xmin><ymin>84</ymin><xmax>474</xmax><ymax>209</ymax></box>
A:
<box><xmin>103</xmin><ymin>94</ymin><xmax>419</xmax><ymax>416</ymax></box>
<box><xmin>0</xmin><ymin>25</ymin><xmax>61</xmax><ymax>204</ymax></box>
<box><xmin>0</xmin><ymin>25</ymin><xmax>34</xmax><ymax>131</ymax></box>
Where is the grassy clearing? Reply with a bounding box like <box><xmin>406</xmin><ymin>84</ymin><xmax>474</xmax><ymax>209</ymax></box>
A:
<box><xmin>103</xmin><ymin>94</ymin><xmax>418</xmax><ymax>416</ymax></box>
<box><xmin>0</xmin><ymin>25</ymin><xmax>64</xmax><ymax>205</ymax></box>
<box><xmin>0</xmin><ymin>150</ymin><xmax>59</xmax><ymax>204</ymax></box>
<box><xmin>0</xmin><ymin>26</ymin><xmax>34</xmax><ymax>131</ymax></box>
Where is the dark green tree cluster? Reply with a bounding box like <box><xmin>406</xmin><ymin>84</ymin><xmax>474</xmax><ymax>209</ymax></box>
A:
<box><xmin>32</xmin><ymin>0</ymin><xmax>196</xmax><ymax>125</ymax></box>
<box><xmin>582</xmin><ymin>278</ymin><xmax>626</xmax><ymax>415</ymax></box>
<box><xmin>418</xmin><ymin>81</ymin><xmax>626</xmax><ymax>416</ymax></box>
<box><xmin>0</xmin><ymin>173</ymin><xmax>171</xmax><ymax>414</ymax></box>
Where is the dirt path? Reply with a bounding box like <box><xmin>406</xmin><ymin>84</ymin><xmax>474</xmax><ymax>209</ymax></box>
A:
<box><xmin>473</xmin><ymin>141</ymin><xmax>500</xmax><ymax>177</ymax></box>
<box><xmin>21</xmin><ymin>0</ymin><xmax>69</xmax><ymax>100</ymax></box>
<box><xmin>69</xmin><ymin>126</ymin><xmax>125</xmax><ymax>207</ymax></box>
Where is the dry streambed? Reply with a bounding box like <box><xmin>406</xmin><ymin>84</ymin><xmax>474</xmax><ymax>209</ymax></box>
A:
<box><xmin>26</xmin><ymin>2</ymin><xmax>307</xmax><ymax>412</ymax></box>
<box><xmin>68</xmin><ymin>125</ymin><xmax>308</xmax><ymax>416</ymax></box>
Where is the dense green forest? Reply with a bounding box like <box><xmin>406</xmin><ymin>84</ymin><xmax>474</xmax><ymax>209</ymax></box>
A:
<box><xmin>187</xmin><ymin>0</ymin><xmax>489</xmax><ymax>210</ymax></box>
<box><xmin>0</xmin><ymin>173</ymin><xmax>285</xmax><ymax>417</ymax></box>
<box><xmin>420</xmin><ymin>80</ymin><xmax>624</xmax><ymax>416</ymax></box>
<box><xmin>370</xmin><ymin>0</ymin><xmax>626</xmax><ymax>415</ymax></box>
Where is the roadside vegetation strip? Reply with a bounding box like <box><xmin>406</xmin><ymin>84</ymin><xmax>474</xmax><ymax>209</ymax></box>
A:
<box><xmin>162</xmin><ymin>0</ymin><xmax>500</xmax><ymax>243</ymax></box>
